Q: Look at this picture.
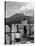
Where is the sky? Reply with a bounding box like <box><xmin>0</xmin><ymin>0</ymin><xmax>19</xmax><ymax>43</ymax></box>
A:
<box><xmin>6</xmin><ymin>2</ymin><xmax>34</xmax><ymax>18</ymax></box>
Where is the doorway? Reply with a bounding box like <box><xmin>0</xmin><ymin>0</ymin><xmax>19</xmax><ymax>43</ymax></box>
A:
<box><xmin>24</xmin><ymin>26</ymin><xmax>27</xmax><ymax>35</ymax></box>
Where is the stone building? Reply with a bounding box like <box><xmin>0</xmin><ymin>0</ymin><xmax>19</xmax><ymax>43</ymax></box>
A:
<box><xmin>5</xmin><ymin>13</ymin><xmax>34</xmax><ymax>44</ymax></box>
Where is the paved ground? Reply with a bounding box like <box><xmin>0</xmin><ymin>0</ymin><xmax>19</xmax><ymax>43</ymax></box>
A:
<box><xmin>20</xmin><ymin>36</ymin><xmax>34</xmax><ymax>44</ymax></box>
<box><xmin>14</xmin><ymin>35</ymin><xmax>34</xmax><ymax>44</ymax></box>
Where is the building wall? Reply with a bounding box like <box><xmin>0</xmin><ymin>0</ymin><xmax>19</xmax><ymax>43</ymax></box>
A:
<box><xmin>6</xmin><ymin>25</ymin><xmax>10</xmax><ymax>44</ymax></box>
<box><xmin>27</xmin><ymin>24</ymin><xmax>29</xmax><ymax>35</ymax></box>
<box><xmin>6</xmin><ymin>25</ymin><xmax>10</xmax><ymax>32</ymax></box>
<box><xmin>22</xmin><ymin>20</ymin><xmax>29</xmax><ymax>35</ymax></box>
<box><xmin>18</xmin><ymin>20</ymin><xmax>29</xmax><ymax>35</ymax></box>
<box><xmin>12</xmin><ymin>24</ymin><xmax>17</xmax><ymax>32</ymax></box>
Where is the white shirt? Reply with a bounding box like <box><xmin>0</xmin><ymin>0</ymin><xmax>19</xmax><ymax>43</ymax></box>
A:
<box><xmin>16</xmin><ymin>33</ymin><xmax>21</xmax><ymax>38</ymax></box>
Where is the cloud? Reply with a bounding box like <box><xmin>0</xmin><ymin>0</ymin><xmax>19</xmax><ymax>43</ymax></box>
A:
<box><xmin>16</xmin><ymin>3</ymin><xmax>34</xmax><ymax>16</ymax></box>
<box><xmin>6</xmin><ymin>3</ymin><xmax>34</xmax><ymax>18</ymax></box>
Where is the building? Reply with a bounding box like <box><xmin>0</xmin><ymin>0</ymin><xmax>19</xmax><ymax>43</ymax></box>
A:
<box><xmin>5</xmin><ymin>13</ymin><xmax>34</xmax><ymax>44</ymax></box>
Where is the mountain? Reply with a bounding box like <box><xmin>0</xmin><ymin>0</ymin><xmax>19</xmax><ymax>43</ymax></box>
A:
<box><xmin>5</xmin><ymin>13</ymin><xmax>34</xmax><ymax>25</ymax></box>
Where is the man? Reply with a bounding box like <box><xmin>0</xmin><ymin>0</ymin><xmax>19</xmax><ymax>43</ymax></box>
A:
<box><xmin>15</xmin><ymin>31</ymin><xmax>21</xmax><ymax>43</ymax></box>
